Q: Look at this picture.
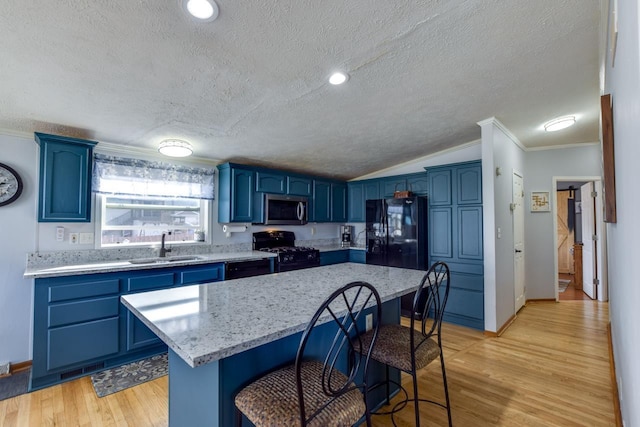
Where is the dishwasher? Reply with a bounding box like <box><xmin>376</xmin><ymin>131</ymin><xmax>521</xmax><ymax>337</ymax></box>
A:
<box><xmin>225</xmin><ymin>258</ymin><xmax>272</xmax><ymax>279</ymax></box>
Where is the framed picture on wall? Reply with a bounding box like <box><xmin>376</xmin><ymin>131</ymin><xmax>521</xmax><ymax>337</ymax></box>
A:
<box><xmin>530</xmin><ymin>191</ymin><xmax>550</xmax><ymax>212</ymax></box>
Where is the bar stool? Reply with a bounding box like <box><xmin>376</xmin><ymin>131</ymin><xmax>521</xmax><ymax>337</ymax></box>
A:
<box><xmin>359</xmin><ymin>261</ymin><xmax>452</xmax><ymax>426</ymax></box>
<box><xmin>234</xmin><ymin>281</ymin><xmax>382</xmax><ymax>426</ymax></box>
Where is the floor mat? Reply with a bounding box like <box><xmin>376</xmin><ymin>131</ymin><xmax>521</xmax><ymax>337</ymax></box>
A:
<box><xmin>91</xmin><ymin>353</ymin><xmax>167</xmax><ymax>397</ymax></box>
<box><xmin>558</xmin><ymin>279</ymin><xmax>571</xmax><ymax>292</ymax></box>
<box><xmin>0</xmin><ymin>369</ymin><xmax>30</xmax><ymax>401</ymax></box>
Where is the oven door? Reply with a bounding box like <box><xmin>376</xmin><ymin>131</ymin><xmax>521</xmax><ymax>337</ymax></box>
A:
<box><xmin>264</xmin><ymin>194</ymin><xmax>308</xmax><ymax>225</ymax></box>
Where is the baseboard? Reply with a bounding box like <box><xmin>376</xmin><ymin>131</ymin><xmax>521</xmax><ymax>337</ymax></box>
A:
<box><xmin>0</xmin><ymin>360</ymin><xmax>31</xmax><ymax>379</ymax></box>
<box><xmin>525</xmin><ymin>298</ymin><xmax>556</xmax><ymax>304</ymax></box>
<box><xmin>607</xmin><ymin>323</ymin><xmax>623</xmax><ymax>427</ymax></box>
<box><xmin>483</xmin><ymin>313</ymin><xmax>517</xmax><ymax>337</ymax></box>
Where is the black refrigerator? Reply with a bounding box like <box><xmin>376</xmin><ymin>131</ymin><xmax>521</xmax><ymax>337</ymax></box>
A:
<box><xmin>366</xmin><ymin>196</ymin><xmax>428</xmax><ymax>316</ymax></box>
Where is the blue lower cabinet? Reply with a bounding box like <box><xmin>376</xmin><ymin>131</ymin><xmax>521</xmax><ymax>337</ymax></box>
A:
<box><xmin>349</xmin><ymin>250</ymin><xmax>366</xmax><ymax>264</ymax></box>
<box><xmin>31</xmin><ymin>262</ymin><xmax>225</xmax><ymax>390</ymax></box>
<box><xmin>320</xmin><ymin>250</ymin><xmax>349</xmax><ymax>266</ymax></box>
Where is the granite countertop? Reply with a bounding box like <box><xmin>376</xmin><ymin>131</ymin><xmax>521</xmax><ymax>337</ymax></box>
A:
<box><xmin>24</xmin><ymin>251</ymin><xmax>277</xmax><ymax>279</ymax></box>
<box><xmin>121</xmin><ymin>263</ymin><xmax>427</xmax><ymax>368</ymax></box>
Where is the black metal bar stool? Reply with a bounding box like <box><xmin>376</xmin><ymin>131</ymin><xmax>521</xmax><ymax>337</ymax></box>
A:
<box><xmin>234</xmin><ymin>281</ymin><xmax>382</xmax><ymax>426</ymax></box>
<box><xmin>358</xmin><ymin>261</ymin><xmax>453</xmax><ymax>426</ymax></box>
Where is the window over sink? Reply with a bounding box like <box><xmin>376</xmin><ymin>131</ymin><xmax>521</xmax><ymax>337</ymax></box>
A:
<box><xmin>92</xmin><ymin>154</ymin><xmax>214</xmax><ymax>248</ymax></box>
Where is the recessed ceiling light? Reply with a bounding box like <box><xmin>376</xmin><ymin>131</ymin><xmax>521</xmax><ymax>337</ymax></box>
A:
<box><xmin>158</xmin><ymin>139</ymin><xmax>193</xmax><ymax>157</ymax></box>
<box><xmin>183</xmin><ymin>0</ymin><xmax>219</xmax><ymax>21</ymax></box>
<box><xmin>329</xmin><ymin>72</ymin><xmax>349</xmax><ymax>85</ymax></box>
<box><xmin>544</xmin><ymin>116</ymin><xmax>576</xmax><ymax>132</ymax></box>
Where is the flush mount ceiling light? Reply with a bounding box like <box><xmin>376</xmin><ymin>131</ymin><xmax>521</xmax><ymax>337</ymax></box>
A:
<box><xmin>544</xmin><ymin>116</ymin><xmax>576</xmax><ymax>132</ymax></box>
<box><xmin>183</xmin><ymin>0</ymin><xmax>219</xmax><ymax>21</ymax></box>
<box><xmin>158</xmin><ymin>139</ymin><xmax>193</xmax><ymax>157</ymax></box>
<box><xmin>329</xmin><ymin>72</ymin><xmax>349</xmax><ymax>85</ymax></box>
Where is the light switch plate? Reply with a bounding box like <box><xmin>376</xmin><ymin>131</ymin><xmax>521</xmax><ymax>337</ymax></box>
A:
<box><xmin>56</xmin><ymin>226</ymin><xmax>64</xmax><ymax>242</ymax></box>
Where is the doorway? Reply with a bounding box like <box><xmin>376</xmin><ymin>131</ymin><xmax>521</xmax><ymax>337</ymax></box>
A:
<box><xmin>553</xmin><ymin>177</ymin><xmax>607</xmax><ymax>302</ymax></box>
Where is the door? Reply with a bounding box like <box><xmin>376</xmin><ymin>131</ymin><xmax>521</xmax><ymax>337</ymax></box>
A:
<box><xmin>556</xmin><ymin>191</ymin><xmax>575</xmax><ymax>274</ymax></box>
<box><xmin>593</xmin><ymin>181</ymin><xmax>608</xmax><ymax>301</ymax></box>
<box><xmin>581</xmin><ymin>183</ymin><xmax>596</xmax><ymax>299</ymax></box>
<box><xmin>513</xmin><ymin>172</ymin><xmax>525</xmax><ymax>312</ymax></box>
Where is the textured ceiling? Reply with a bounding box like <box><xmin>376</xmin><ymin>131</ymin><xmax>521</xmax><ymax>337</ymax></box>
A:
<box><xmin>0</xmin><ymin>0</ymin><xmax>600</xmax><ymax>179</ymax></box>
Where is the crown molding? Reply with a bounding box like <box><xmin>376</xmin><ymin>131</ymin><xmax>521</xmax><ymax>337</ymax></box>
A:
<box><xmin>526</xmin><ymin>141</ymin><xmax>600</xmax><ymax>152</ymax></box>
<box><xmin>477</xmin><ymin>117</ymin><xmax>527</xmax><ymax>151</ymax></box>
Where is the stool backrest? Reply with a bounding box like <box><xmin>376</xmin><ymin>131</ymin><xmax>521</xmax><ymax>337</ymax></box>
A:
<box><xmin>410</xmin><ymin>262</ymin><xmax>451</xmax><ymax>353</ymax></box>
<box><xmin>295</xmin><ymin>281</ymin><xmax>382</xmax><ymax>425</ymax></box>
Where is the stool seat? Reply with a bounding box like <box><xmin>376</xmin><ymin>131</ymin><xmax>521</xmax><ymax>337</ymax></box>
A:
<box><xmin>359</xmin><ymin>324</ymin><xmax>440</xmax><ymax>373</ymax></box>
<box><xmin>235</xmin><ymin>360</ymin><xmax>364</xmax><ymax>427</ymax></box>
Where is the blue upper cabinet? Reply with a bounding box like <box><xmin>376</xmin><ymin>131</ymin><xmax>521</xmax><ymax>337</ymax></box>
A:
<box><xmin>256</xmin><ymin>171</ymin><xmax>286</xmax><ymax>194</ymax></box>
<box><xmin>428</xmin><ymin>169</ymin><xmax>452</xmax><ymax>206</ymax></box>
<box><xmin>364</xmin><ymin>181</ymin><xmax>380</xmax><ymax>200</ymax></box>
<box><xmin>406</xmin><ymin>174</ymin><xmax>428</xmax><ymax>195</ymax></box>
<box><xmin>287</xmin><ymin>176</ymin><xmax>312</xmax><ymax>196</ymax></box>
<box><xmin>331</xmin><ymin>183</ymin><xmax>348</xmax><ymax>222</ymax></box>
<box><xmin>217</xmin><ymin>164</ymin><xmax>256</xmax><ymax>223</ymax></box>
<box><xmin>457</xmin><ymin>164</ymin><xmax>482</xmax><ymax>204</ymax></box>
<box><xmin>381</xmin><ymin>177</ymin><xmax>407</xmax><ymax>198</ymax></box>
<box><xmin>347</xmin><ymin>182</ymin><xmax>365</xmax><ymax>222</ymax></box>
<box><xmin>312</xmin><ymin>180</ymin><xmax>332</xmax><ymax>222</ymax></box>
<box><xmin>35</xmin><ymin>133</ymin><xmax>97</xmax><ymax>222</ymax></box>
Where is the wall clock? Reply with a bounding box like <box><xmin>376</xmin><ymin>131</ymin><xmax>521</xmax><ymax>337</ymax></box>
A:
<box><xmin>0</xmin><ymin>162</ymin><xmax>23</xmax><ymax>206</ymax></box>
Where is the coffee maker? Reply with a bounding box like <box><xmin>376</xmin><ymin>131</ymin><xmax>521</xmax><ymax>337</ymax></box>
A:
<box><xmin>341</xmin><ymin>225</ymin><xmax>353</xmax><ymax>248</ymax></box>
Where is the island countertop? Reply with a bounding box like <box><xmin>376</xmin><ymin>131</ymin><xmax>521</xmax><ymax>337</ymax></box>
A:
<box><xmin>121</xmin><ymin>263</ymin><xmax>427</xmax><ymax>368</ymax></box>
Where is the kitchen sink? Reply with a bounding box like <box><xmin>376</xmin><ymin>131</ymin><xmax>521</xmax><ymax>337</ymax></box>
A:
<box><xmin>128</xmin><ymin>255</ymin><xmax>204</xmax><ymax>264</ymax></box>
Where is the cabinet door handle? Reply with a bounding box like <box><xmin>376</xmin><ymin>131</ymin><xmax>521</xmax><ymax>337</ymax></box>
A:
<box><xmin>515</xmin><ymin>249</ymin><xmax>522</xmax><ymax>253</ymax></box>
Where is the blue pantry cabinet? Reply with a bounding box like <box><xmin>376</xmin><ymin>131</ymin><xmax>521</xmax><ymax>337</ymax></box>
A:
<box><xmin>426</xmin><ymin>160</ymin><xmax>484</xmax><ymax>330</ymax></box>
<box><xmin>35</xmin><ymin>133</ymin><xmax>98</xmax><ymax>222</ymax></box>
<box><xmin>31</xmin><ymin>263</ymin><xmax>224</xmax><ymax>390</ymax></box>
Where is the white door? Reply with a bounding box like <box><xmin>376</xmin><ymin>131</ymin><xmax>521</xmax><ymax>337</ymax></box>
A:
<box><xmin>593</xmin><ymin>180</ymin><xmax>608</xmax><ymax>301</ymax></box>
<box><xmin>513</xmin><ymin>172</ymin><xmax>525</xmax><ymax>311</ymax></box>
<box><xmin>581</xmin><ymin>183</ymin><xmax>596</xmax><ymax>299</ymax></box>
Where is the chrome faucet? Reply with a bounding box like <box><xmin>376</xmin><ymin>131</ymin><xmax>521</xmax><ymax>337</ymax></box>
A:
<box><xmin>159</xmin><ymin>232</ymin><xmax>172</xmax><ymax>258</ymax></box>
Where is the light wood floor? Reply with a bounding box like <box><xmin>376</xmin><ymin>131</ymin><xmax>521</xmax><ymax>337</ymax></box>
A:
<box><xmin>0</xmin><ymin>300</ymin><xmax>615</xmax><ymax>426</ymax></box>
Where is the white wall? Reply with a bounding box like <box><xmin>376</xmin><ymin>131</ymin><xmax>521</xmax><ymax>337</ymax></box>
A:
<box><xmin>604</xmin><ymin>0</ymin><xmax>640</xmax><ymax>424</ymax></box>
<box><xmin>0</xmin><ymin>134</ymin><xmax>37</xmax><ymax>364</ymax></box>
<box><xmin>524</xmin><ymin>145</ymin><xmax>602</xmax><ymax>299</ymax></box>
<box><xmin>479</xmin><ymin>119</ymin><xmax>526</xmax><ymax>332</ymax></box>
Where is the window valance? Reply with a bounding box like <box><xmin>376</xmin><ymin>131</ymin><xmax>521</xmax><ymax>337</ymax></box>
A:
<box><xmin>92</xmin><ymin>154</ymin><xmax>215</xmax><ymax>200</ymax></box>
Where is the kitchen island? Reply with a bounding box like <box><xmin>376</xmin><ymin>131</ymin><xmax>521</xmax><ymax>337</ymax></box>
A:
<box><xmin>121</xmin><ymin>262</ymin><xmax>427</xmax><ymax>426</ymax></box>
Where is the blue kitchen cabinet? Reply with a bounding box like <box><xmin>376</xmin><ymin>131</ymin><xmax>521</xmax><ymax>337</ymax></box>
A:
<box><xmin>426</xmin><ymin>160</ymin><xmax>484</xmax><ymax>330</ymax></box>
<box><xmin>406</xmin><ymin>173</ymin><xmax>428</xmax><ymax>195</ymax></box>
<box><xmin>331</xmin><ymin>183</ymin><xmax>348</xmax><ymax>222</ymax></box>
<box><xmin>217</xmin><ymin>164</ymin><xmax>257</xmax><ymax>223</ymax></box>
<box><xmin>287</xmin><ymin>175</ymin><xmax>312</xmax><ymax>196</ymax></box>
<box><xmin>32</xmin><ymin>263</ymin><xmax>224</xmax><ymax>390</ymax></box>
<box><xmin>381</xmin><ymin>177</ymin><xmax>407</xmax><ymax>198</ymax></box>
<box><xmin>364</xmin><ymin>180</ymin><xmax>380</xmax><ymax>201</ymax></box>
<box><xmin>349</xmin><ymin>250</ymin><xmax>366</xmax><ymax>264</ymax></box>
<box><xmin>35</xmin><ymin>133</ymin><xmax>97</xmax><ymax>222</ymax></box>
<box><xmin>347</xmin><ymin>182</ymin><xmax>365</xmax><ymax>222</ymax></box>
<box><xmin>312</xmin><ymin>180</ymin><xmax>332</xmax><ymax>222</ymax></box>
<box><xmin>320</xmin><ymin>250</ymin><xmax>349</xmax><ymax>265</ymax></box>
<box><xmin>256</xmin><ymin>171</ymin><xmax>286</xmax><ymax>194</ymax></box>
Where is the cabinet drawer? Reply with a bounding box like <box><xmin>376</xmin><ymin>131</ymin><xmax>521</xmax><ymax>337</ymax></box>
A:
<box><xmin>180</xmin><ymin>265</ymin><xmax>224</xmax><ymax>285</ymax></box>
<box><xmin>127</xmin><ymin>272</ymin><xmax>175</xmax><ymax>292</ymax></box>
<box><xmin>49</xmin><ymin>279</ymin><xmax>120</xmax><ymax>303</ymax></box>
<box><xmin>49</xmin><ymin>296</ymin><xmax>120</xmax><ymax>327</ymax></box>
<box><xmin>47</xmin><ymin>317</ymin><xmax>119</xmax><ymax>371</ymax></box>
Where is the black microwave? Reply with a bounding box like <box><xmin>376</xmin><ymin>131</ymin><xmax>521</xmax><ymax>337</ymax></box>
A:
<box><xmin>264</xmin><ymin>194</ymin><xmax>308</xmax><ymax>225</ymax></box>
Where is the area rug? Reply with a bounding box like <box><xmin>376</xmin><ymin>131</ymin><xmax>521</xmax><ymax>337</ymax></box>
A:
<box><xmin>91</xmin><ymin>353</ymin><xmax>167</xmax><ymax>397</ymax></box>
<box><xmin>558</xmin><ymin>279</ymin><xmax>571</xmax><ymax>293</ymax></box>
<box><xmin>0</xmin><ymin>368</ymin><xmax>30</xmax><ymax>401</ymax></box>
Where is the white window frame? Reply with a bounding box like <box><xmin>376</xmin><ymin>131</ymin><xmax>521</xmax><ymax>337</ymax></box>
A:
<box><xmin>95</xmin><ymin>194</ymin><xmax>211</xmax><ymax>249</ymax></box>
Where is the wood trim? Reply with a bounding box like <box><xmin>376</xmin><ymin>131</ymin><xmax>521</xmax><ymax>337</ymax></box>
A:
<box><xmin>608</xmin><ymin>323</ymin><xmax>623</xmax><ymax>427</ymax></box>
<box><xmin>601</xmin><ymin>94</ymin><xmax>617</xmax><ymax>223</ymax></box>
<box><xmin>10</xmin><ymin>360</ymin><xmax>31</xmax><ymax>374</ymax></box>
<box><xmin>484</xmin><ymin>313</ymin><xmax>517</xmax><ymax>337</ymax></box>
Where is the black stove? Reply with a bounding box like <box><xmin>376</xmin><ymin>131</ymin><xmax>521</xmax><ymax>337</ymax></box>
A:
<box><xmin>253</xmin><ymin>231</ymin><xmax>320</xmax><ymax>272</ymax></box>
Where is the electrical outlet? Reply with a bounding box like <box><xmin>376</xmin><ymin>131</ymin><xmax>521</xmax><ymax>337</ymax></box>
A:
<box><xmin>56</xmin><ymin>226</ymin><xmax>64</xmax><ymax>242</ymax></box>
<box><xmin>79</xmin><ymin>232</ymin><xmax>94</xmax><ymax>244</ymax></box>
<box><xmin>365</xmin><ymin>314</ymin><xmax>373</xmax><ymax>332</ymax></box>
<box><xmin>69</xmin><ymin>233</ymin><xmax>79</xmax><ymax>244</ymax></box>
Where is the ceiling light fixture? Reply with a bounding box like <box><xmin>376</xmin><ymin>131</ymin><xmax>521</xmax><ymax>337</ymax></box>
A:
<box><xmin>544</xmin><ymin>116</ymin><xmax>576</xmax><ymax>132</ymax></box>
<box><xmin>158</xmin><ymin>139</ymin><xmax>193</xmax><ymax>157</ymax></box>
<box><xmin>183</xmin><ymin>0</ymin><xmax>219</xmax><ymax>21</ymax></box>
<box><xmin>329</xmin><ymin>72</ymin><xmax>349</xmax><ymax>85</ymax></box>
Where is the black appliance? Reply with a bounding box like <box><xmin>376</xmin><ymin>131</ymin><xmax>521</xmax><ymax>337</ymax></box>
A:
<box><xmin>366</xmin><ymin>196</ymin><xmax>428</xmax><ymax>316</ymax></box>
<box><xmin>253</xmin><ymin>231</ymin><xmax>320</xmax><ymax>272</ymax></box>
<box><xmin>264</xmin><ymin>194</ymin><xmax>308</xmax><ymax>225</ymax></box>
<box><xmin>225</xmin><ymin>258</ymin><xmax>272</xmax><ymax>279</ymax></box>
